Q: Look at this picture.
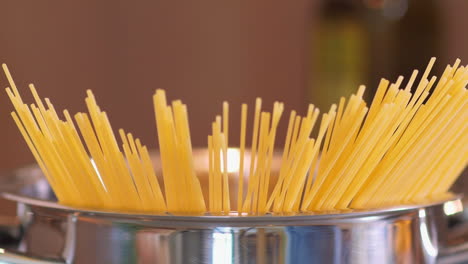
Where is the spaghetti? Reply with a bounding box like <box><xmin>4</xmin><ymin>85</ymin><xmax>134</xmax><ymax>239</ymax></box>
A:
<box><xmin>2</xmin><ymin>58</ymin><xmax>467</xmax><ymax>216</ymax></box>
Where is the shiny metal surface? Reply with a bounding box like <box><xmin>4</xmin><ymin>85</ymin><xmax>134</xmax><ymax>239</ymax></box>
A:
<box><xmin>0</xmin><ymin>193</ymin><xmax>464</xmax><ymax>264</ymax></box>
<box><xmin>0</xmin><ymin>151</ymin><xmax>467</xmax><ymax>264</ymax></box>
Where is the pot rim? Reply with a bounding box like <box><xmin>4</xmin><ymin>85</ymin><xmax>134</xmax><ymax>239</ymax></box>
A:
<box><xmin>1</xmin><ymin>192</ymin><xmax>461</xmax><ymax>226</ymax></box>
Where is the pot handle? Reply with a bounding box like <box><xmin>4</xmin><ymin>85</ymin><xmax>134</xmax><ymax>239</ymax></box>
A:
<box><xmin>0</xmin><ymin>215</ymin><xmax>20</xmax><ymax>248</ymax></box>
<box><xmin>0</xmin><ymin>216</ymin><xmax>65</xmax><ymax>264</ymax></box>
<box><xmin>439</xmin><ymin>221</ymin><xmax>468</xmax><ymax>264</ymax></box>
<box><xmin>0</xmin><ymin>248</ymin><xmax>65</xmax><ymax>264</ymax></box>
<box><xmin>437</xmin><ymin>197</ymin><xmax>468</xmax><ymax>264</ymax></box>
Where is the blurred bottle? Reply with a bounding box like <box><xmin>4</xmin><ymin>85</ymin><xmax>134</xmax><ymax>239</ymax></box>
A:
<box><xmin>308</xmin><ymin>0</ymin><xmax>369</xmax><ymax>112</ymax></box>
<box><xmin>308</xmin><ymin>0</ymin><xmax>441</xmax><ymax>111</ymax></box>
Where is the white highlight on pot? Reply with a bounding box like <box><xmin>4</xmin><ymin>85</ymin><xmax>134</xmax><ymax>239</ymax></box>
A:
<box><xmin>419</xmin><ymin>209</ymin><xmax>438</xmax><ymax>258</ymax></box>
<box><xmin>443</xmin><ymin>200</ymin><xmax>463</xmax><ymax>216</ymax></box>
<box><xmin>212</xmin><ymin>232</ymin><xmax>233</xmax><ymax>263</ymax></box>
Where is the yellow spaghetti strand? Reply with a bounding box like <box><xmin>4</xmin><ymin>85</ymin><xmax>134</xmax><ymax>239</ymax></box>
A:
<box><xmin>237</xmin><ymin>104</ymin><xmax>247</xmax><ymax>214</ymax></box>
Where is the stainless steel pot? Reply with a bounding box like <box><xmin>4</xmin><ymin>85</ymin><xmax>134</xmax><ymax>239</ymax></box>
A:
<box><xmin>0</xmin><ymin>150</ymin><xmax>468</xmax><ymax>264</ymax></box>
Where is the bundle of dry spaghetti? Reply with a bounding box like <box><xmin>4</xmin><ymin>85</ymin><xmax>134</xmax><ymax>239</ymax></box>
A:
<box><xmin>2</xmin><ymin>57</ymin><xmax>467</xmax><ymax>216</ymax></box>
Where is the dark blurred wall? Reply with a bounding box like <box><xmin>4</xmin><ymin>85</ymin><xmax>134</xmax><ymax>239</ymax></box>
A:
<box><xmin>440</xmin><ymin>0</ymin><xmax>468</xmax><ymax>61</ymax></box>
<box><xmin>0</xmin><ymin>0</ymin><xmax>310</xmax><ymax>170</ymax></box>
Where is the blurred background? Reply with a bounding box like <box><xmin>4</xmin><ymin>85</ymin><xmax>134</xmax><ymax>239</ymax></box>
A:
<box><xmin>0</xmin><ymin>0</ymin><xmax>467</xmax><ymax>213</ymax></box>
